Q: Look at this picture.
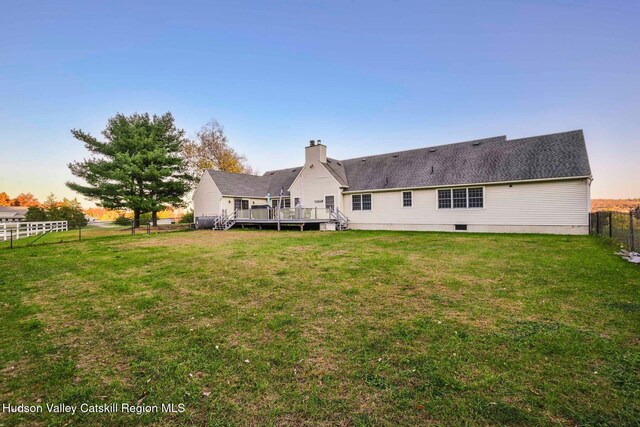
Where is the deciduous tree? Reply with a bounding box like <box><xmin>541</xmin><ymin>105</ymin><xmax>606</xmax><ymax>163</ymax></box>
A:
<box><xmin>181</xmin><ymin>120</ymin><xmax>255</xmax><ymax>180</ymax></box>
<box><xmin>11</xmin><ymin>193</ymin><xmax>40</xmax><ymax>207</ymax></box>
<box><xmin>0</xmin><ymin>192</ymin><xmax>11</xmax><ymax>206</ymax></box>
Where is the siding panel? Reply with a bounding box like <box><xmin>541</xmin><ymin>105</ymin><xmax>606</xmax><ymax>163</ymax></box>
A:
<box><xmin>193</xmin><ymin>172</ymin><xmax>222</xmax><ymax>217</ymax></box>
<box><xmin>289</xmin><ymin>162</ymin><xmax>343</xmax><ymax>211</ymax></box>
<box><xmin>344</xmin><ymin>179</ymin><xmax>589</xmax><ymax>231</ymax></box>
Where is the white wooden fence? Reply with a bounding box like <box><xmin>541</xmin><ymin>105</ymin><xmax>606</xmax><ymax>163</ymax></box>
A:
<box><xmin>1</xmin><ymin>221</ymin><xmax>68</xmax><ymax>241</ymax></box>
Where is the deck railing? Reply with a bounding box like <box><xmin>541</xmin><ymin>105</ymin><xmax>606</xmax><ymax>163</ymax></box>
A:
<box><xmin>236</xmin><ymin>207</ymin><xmax>332</xmax><ymax>221</ymax></box>
<box><xmin>1</xmin><ymin>221</ymin><xmax>68</xmax><ymax>241</ymax></box>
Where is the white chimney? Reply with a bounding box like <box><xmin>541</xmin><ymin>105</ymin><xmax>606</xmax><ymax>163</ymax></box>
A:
<box><xmin>305</xmin><ymin>140</ymin><xmax>326</xmax><ymax>164</ymax></box>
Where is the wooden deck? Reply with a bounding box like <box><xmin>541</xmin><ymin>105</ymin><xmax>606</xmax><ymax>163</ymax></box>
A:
<box><xmin>201</xmin><ymin>207</ymin><xmax>348</xmax><ymax>231</ymax></box>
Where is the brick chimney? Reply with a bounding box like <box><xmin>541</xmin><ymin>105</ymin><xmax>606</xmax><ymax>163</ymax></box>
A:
<box><xmin>305</xmin><ymin>139</ymin><xmax>326</xmax><ymax>164</ymax></box>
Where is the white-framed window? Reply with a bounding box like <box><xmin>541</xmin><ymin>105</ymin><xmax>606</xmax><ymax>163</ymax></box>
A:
<box><xmin>468</xmin><ymin>187</ymin><xmax>484</xmax><ymax>208</ymax></box>
<box><xmin>438</xmin><ymin>189</ymin><xmax>452</xmax><ymax>209</ymax></box>
<box><xmin>437</xmin><ymin>187</ymin><xmax>484</xmax><ymax>209</ymax></box>
<box><xmin>325</xmin><ymin>195</ymin><xmax>335</xmax><ymax>211</ymax></box>
<box><xmin>452</xmin><ymin>188</ymin><xmax>467</xmax><ymax>209</ymax></box>
<box><xmin>402</xmin><ymin>191</ymin><xmax>413</xmax><ymax>208</ymax></box>
<box><xmin>352</xmin><ymin>194</ymin><xmax>372</xmax><ymax>211</ymax></box>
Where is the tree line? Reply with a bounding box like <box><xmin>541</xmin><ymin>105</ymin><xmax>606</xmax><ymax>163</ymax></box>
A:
<box><xmin>0</xmin><ymin>192</ymin><xmax>87</xmax><ymax>229</ymax></box>
<box><xmin>0</xmin><ymin>192</ymin><xmax>40</xmax><ymax>207</ymax></box>
<box><xmin>24</xmin><ymin>195</ymin><xmax>88</xmax><ymax>228</ymax></box>
<box><xmin>67</xmin><ymin>113</ymin><xmax>252</xmax><ymax>227</ymax></box>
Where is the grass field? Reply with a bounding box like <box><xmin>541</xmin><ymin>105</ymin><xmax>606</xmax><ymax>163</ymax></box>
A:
<box><xmin>1</xmin><ymin>230</ymin><xmax>638</xmax><ymax>426</ymax></box>
<box><xmin>0</xmin><ymin>222</ymin><xmax>190</xmax><ymax>250</ymax></box>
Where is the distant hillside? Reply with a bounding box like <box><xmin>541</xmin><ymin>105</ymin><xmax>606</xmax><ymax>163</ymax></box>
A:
<box><xmin>592</xmin><ymin>199</ymin><xmax>640</xmax><ymax>212</ymax></box>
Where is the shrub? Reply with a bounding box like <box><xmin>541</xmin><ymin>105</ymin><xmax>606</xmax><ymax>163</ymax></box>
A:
<box><xmin>57</xmin><ymin>205</ymin><xmax>88</xmax><ymax>229</ymax></box>
<box><xmin>180</xmin><ymin>210</ymin><xmax>194</xmax><ymax>224</ymax></box>
<box><xmin>139</xmin><ymin>213</ymin><xmax>153</xmax><ymax>225</ymax></box>
<box><xmin>114</xmin><ymin>215</ymin><xmax>132</xmax><ymax>226</ymax></box>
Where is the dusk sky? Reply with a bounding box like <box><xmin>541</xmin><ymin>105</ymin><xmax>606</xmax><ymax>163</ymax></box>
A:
<box><xmin>1</xmin><ymin>0</ymin><xmax>639</xmax><ymax>205</ymax></box>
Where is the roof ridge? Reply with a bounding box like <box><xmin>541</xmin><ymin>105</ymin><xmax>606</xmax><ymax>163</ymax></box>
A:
<box><xmin>208</xmin><ymin>169</ymin><xmax>263</xmax><ymax>178</ymax></box>
<box><xmin>507</xmin><ymin>129</ymin><xmax>584</xmax><ymax>143</ymax></box>
<box><xmin>262</xmin><ymin>165</ymin><xmax>303</xmax><ymax>176</ymax></box>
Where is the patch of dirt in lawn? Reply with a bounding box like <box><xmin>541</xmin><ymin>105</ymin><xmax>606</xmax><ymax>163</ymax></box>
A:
<box><xmin>322</xmin><ymin>249</ymin><xmax>349</xmax><ymax>257</ymax></box>
<box><xmin>0</xmin><ymin>360</ymin><xmax>28</xmax><ymax>380</ymax></box>
<box><xmin>71</xmin><ymin>335</ymin><xmax>133</xmax><ymax>386</ymax></box>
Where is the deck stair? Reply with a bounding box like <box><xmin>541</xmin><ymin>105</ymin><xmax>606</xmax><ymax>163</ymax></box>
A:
<box><xmin>330</xmin><ymin>208</ymin><xmax>349</xmax><ymax>230</ymax></box>
<box><xmin>212</xmin><ymin>210</ymin><xmax>238</xmax><ymax>230</ymax></box>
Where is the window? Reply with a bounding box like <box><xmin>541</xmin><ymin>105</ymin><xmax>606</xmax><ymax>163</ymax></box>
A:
<box><xmin>325</xmin><ymin>195</ymin><xmax>335</xmax><ymax>211</ymax></box>
<box><xmin>438</xmin><ymin>189</ymin><xmax>452</xmax><ymax>209</ymax></box>
<box><xmin>271</xmin><ymin>198</ymin><xmax>291</xmax><ymax>208</ymax></box>
<box><xmin>402</xmin><ymin>191</ymin><xmax>412</xmax><ymax>207</ymax></box>
<box><xmin>438</xmin><ymin>187</ymin><xmax>484</xmax><ymax>209</ymax></box>
<box><xmin>453</xmin><ymin>188</ymin><xmax>467</xmax><ymax>208</ymax></box>
<box><xmin>294</xmin><ymin>197</ymin><xmax>301</xmax><ymax>207</ymax></box>
<box><xmin>352</xmin><ymin>194</ymin><xmax>361</xmax><ymax>211</ymax></box>
<box><xmin>455</xmin><ymin>224</ymin><xmax>468</xmax><ymax>231</ymax></box>
<box><xmin>361</xmin><ymin>194</ymin><xmax>372</xmax><ymax>210</ymax></box>
<box><xmin>468</xmin><ymin>187</ymin><xmax>483</xmax><ymax>208</ymax></box>
<box><xmin>352</xmin><ymin>194</ymin><xmax>372</xmax><ymax>211</ymax></box>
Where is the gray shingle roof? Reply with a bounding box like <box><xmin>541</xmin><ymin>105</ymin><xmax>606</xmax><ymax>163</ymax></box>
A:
<box><xmin>208</xmin><ymin>167</ymin><xmax>301</xmax><ymax>198</ymax></box>
<box><xmin>264</xmin><ymin>167</ymin><xmax>301</xmax><ymax>196</ymax></box>
<box><xmin>207</xmin><ymin>130</ymin><xmax>591</xmax><ymax>196</ymax></box>
<box><xmin>207</xmin><ymin>170</ymin><xmax>270</xmax><ymax>197</ymax></box>
<box><xmin>341</xmin><ymin>130</ymin><xmax>591</xmax><ymax>191</ymax></box>
<box><xmin>323</xmin><ymin>158</ymin><xmax>348</xmax><ymax>187</ymax></box>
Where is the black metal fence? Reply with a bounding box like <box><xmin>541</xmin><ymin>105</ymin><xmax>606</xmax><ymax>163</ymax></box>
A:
<box><xmin>589</xmin><ymin>210</ymin><xmax>640</xmax><ymax>251</ymax></box>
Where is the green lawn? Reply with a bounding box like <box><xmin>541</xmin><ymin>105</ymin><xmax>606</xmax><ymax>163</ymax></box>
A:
<box><xmin>0</xmin><ymin>223</ymin><xmax>190</xmax><ymax>249</ymax></box>
<box><xmin>0</xmin><ymin>230</ymin><xmax>638</xmax><ymax>426</ymax></box>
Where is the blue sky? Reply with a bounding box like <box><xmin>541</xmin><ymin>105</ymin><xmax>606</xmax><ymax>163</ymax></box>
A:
<box><xmin>1</xmin><ymin>0</ymin><xmax>639</xmax><ymax>204</ymax></box>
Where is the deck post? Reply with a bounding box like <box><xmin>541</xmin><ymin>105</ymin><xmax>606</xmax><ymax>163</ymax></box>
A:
<box><xmin>277</xmin><ymin>196</ymin><xmax>282</xmax><ymax>231</ymax></box>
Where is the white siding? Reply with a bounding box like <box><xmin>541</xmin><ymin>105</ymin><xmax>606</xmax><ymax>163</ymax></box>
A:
<box><xmin>343</xmin><ymin>179</ymin><xmax>590</xmax><ymax>234</ymax></box>
<box><xmin>193</xmin><ymin>172</ymin><xmax>222</xmax><ymax>218</ymax></box>
<box><xmin>289</xmin><ymin>163</ymin><xmax>344</xmax><ymax>212</ymax></box>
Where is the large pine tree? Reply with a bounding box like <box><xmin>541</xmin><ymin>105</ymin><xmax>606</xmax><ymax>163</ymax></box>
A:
<box><xmin>67</xmin><ymin>112</ymin><xmax>192</xmax><ymax>227</ymax></box>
